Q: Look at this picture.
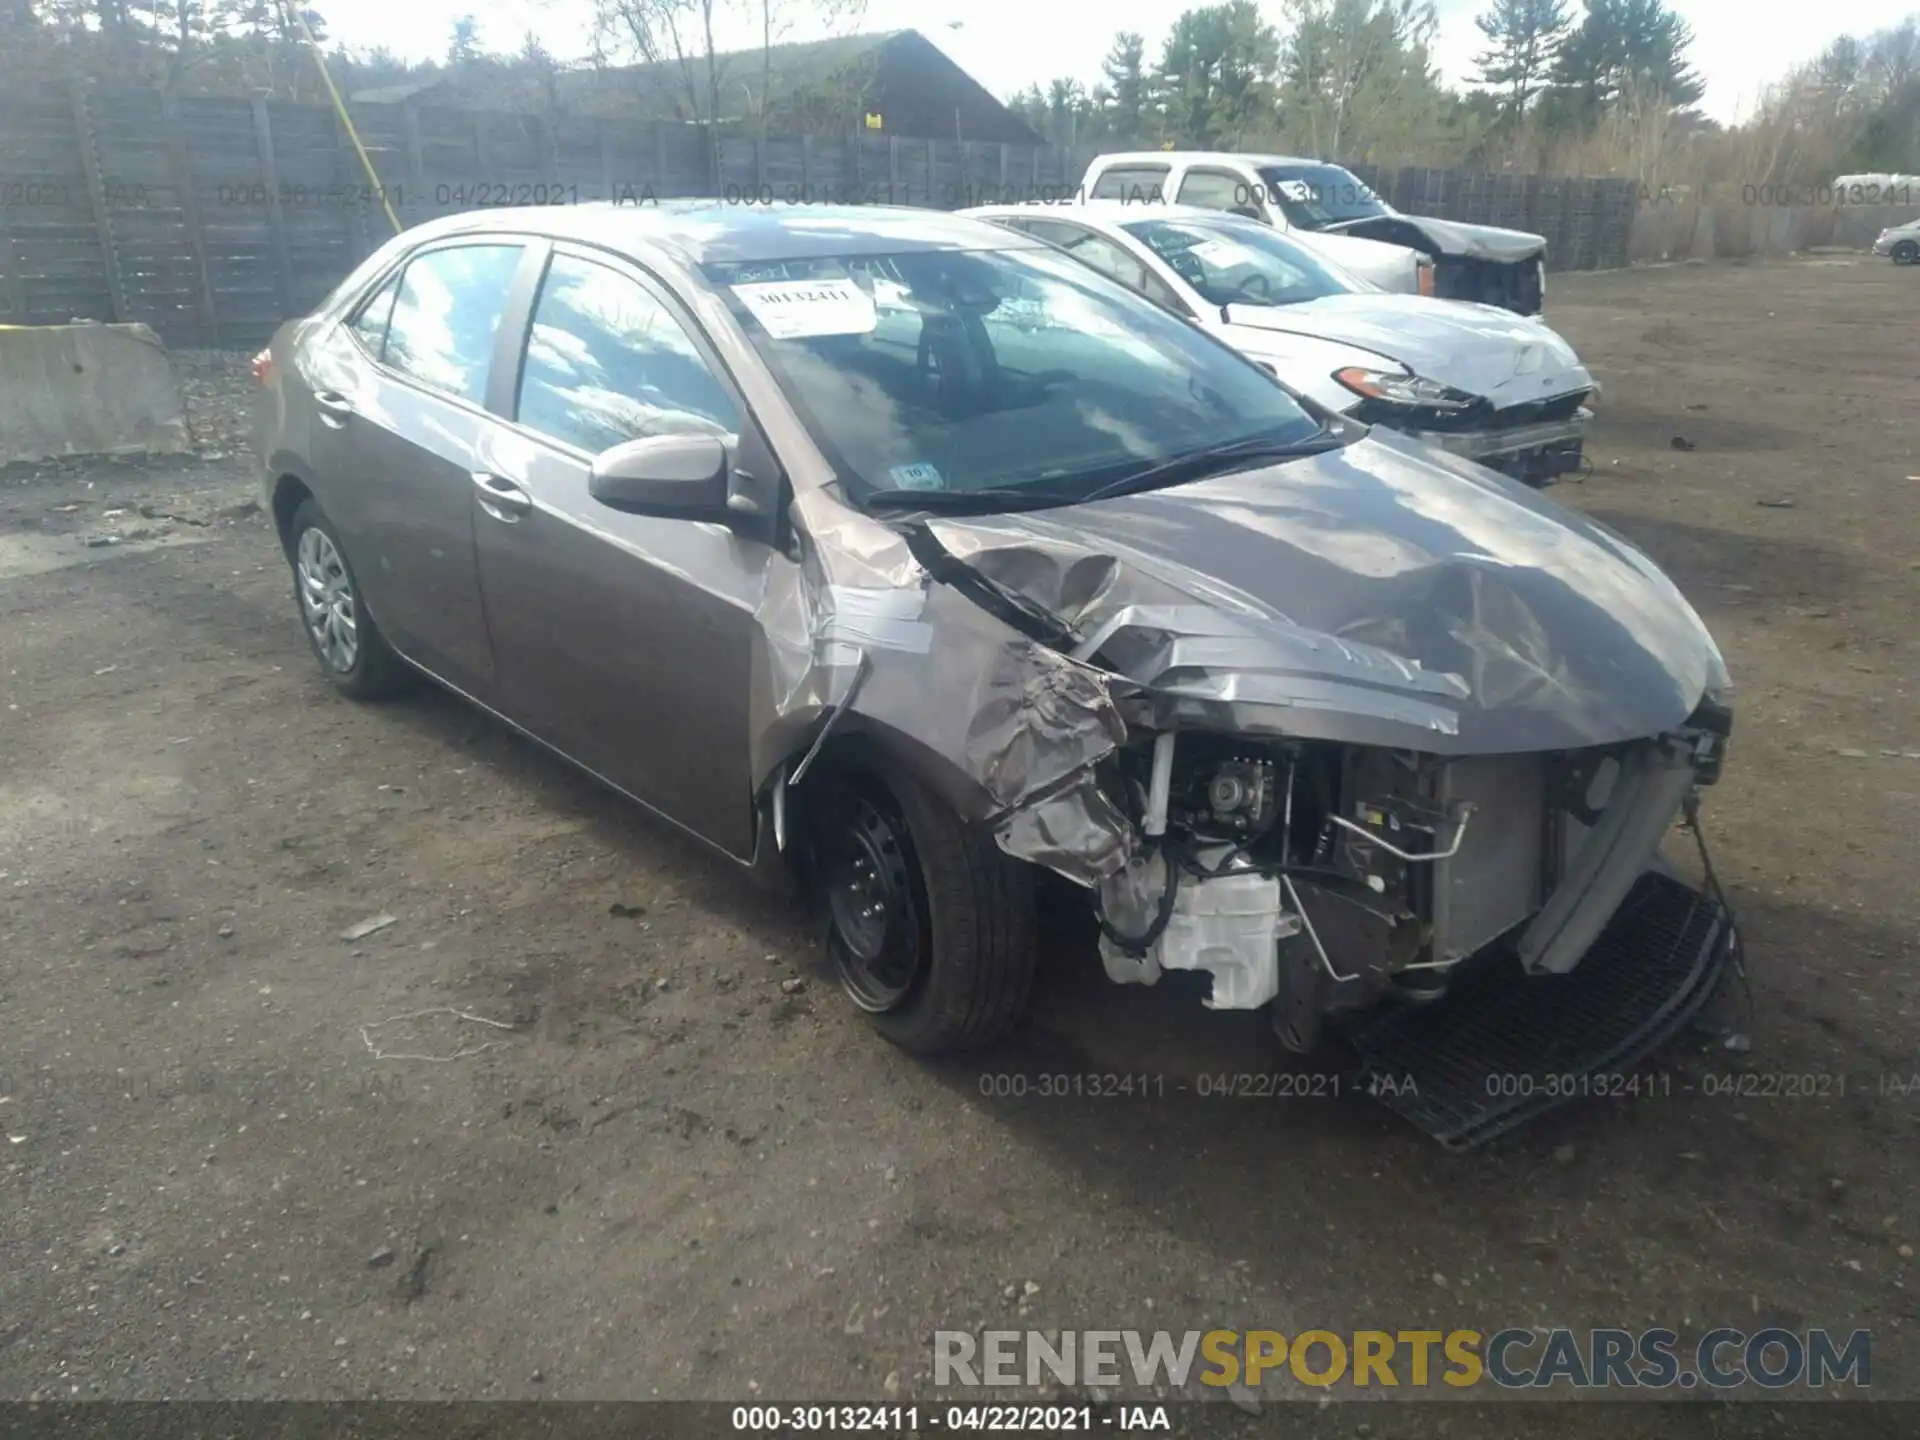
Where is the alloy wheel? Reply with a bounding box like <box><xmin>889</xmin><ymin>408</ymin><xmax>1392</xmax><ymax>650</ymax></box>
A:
<box><xmin>296</xmin><ymin>526</ymin><xmax>359</xmax><ymax>673</ymax></box>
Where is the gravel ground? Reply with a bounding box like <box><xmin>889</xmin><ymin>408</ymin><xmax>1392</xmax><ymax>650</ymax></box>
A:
<box><xmin>1</xmin><ymin>256</ymin><xmax>1917</xmax><ymax>1431</ymax></box>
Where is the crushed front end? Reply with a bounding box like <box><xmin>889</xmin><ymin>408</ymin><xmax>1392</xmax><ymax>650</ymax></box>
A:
<box><xmin>1021</xmin><ymin>703</ymin><xmax>1737</xmax><ymax>1147</ymax></box>
<box><xmin>766</xmin><ymin>433</ymin><xmax>1739</xmax><ymax>1145</ymax></box>
<box><xmin>1072</xmin><ymin>698</ymin><xmax>1732</xmax><ymax>1027</ymax></box>
<box><xmin>1391</xmin><ymin>390</ymin><xmax>1592</xmax><ymax>487</ymax></box>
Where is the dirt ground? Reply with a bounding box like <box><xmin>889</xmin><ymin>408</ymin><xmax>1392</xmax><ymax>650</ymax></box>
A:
<box><xmin>1</xmin><ymin>256</ymin><xmax>1917</xmax><ymax>1427</ymax></box>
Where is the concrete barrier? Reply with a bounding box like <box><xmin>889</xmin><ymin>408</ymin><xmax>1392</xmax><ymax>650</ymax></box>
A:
<box><xmin>0</xmin><ymin>323</ymin><xmax>189</xmax><ymax>467</ymax></box>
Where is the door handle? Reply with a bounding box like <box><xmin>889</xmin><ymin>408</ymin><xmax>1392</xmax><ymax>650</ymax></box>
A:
<box><xmin>314</xmin><ymin>391</ymin><xmax>354</xmax><ymax>427</ymax></box>
<box><xmin>471</xmin><ymin>470</ymin><xmax>533</xmax><ymax>521</ymax></box>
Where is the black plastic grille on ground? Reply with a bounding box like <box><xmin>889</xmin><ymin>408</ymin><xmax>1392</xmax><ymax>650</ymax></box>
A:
<box><xmin>1350</xmin><ymin>871</ymin><xmax>1734</xmax><ymax>1149</ymax></box>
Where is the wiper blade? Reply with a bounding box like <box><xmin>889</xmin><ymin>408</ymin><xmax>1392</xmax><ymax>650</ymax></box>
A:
<box><xmin>1080</xmin><ymin>432</ymin><xmax>1344</xmax><ymax>503</ymax></box>
<box><xmin>863</xmin><ymin>485</ymin><xmax>1075</xmax><ymax>515</ymax></box>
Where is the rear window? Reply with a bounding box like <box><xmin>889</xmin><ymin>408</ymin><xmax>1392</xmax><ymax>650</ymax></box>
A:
<box><xmin>1088</xmin><ymin>165</ymin><xmax>1169</xmax><ymax>203</ymax></box>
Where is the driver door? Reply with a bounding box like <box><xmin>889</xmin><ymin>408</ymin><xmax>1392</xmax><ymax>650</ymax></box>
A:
<box><xmin>471</xmin><ymin>246</ymin><xmax>771</xmax><ymax>859</ymax></box>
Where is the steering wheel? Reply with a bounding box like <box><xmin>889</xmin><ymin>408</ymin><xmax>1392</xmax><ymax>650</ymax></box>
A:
<box><xmin>1234</xmin><ymin>272</ymin><xmax>1272</xmax><ymax>301</ymax></box>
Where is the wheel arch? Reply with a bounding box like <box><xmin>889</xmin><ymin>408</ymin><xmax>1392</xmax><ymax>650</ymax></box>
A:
<box><xmin>269</xmin><ymin>471</ymin><xmax>314</xmax><ymax>557</ymax></box>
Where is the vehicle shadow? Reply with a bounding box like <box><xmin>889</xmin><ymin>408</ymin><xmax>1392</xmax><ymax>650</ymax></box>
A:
<box><xmin>364</xmin><ymin>677</ymin><xmax>808</xmax><ymax>947</ymax></box>
<box><xmin>912</xmin><ymin>883</ymin><xmax>1918</xmax><ymax>1316</ymax></box>
<box><xmin>1587</xmin><ymin>392</ymin><xmax>1799</xmax><ymax>456</ymax></box>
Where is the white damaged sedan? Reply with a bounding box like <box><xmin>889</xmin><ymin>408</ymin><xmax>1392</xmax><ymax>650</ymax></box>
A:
<box><xmin>964</xmin><ymin>199</ymin><xmax>1595</xmax><ymax>487</ymax></box>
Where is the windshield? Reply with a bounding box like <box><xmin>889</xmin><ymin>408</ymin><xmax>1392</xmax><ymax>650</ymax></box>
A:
<box><xmin>1120</xmin><ymin>215</ymin><xmax>1368</xmax><ymax>308</ymax></box>
<box><xmin>705</xmin><ymin>245</ymin><xmax>1325</xmax><ymax>510</ymax></box>
<box><xmin>1257</xmin><ymin>164</ymin><xmax>1390</xmax><ymax>230</ymax></box>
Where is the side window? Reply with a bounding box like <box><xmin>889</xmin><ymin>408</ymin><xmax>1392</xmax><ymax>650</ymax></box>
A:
<box><xmin>1177</xmin><ymin>169</ymin><xmax>1255</xmax><ymax>214</ymax></box>
<box><xmin>349</xmin><ymin>271</ymin><xmax>401</xmax><ymax>355</ymax></box>
<box><xmin>1088</xmin><ymin>165</ymin><xmax>1168</xmax><ymax>202</ymax></box>
<box><xmin>1029</xmin><ymin>222</ymin><xmax>1153</xmax><ymax>294</ymax></box>
<box><xmin>1021</xmin><ymin>218</ymin><xmax>1089</xmax><ymax>248</ymax></box>
<box><xmin>384</xmin><ymin>244</ymin><xmax>525</xmax><ymax>404</ymax></box>
<box><xmin>1134</xmin><ymin>266</ymin><xmax>1184</xmax><ymax>314</ymax></box>
<box><xmin>516</xmin><ymin>252</ymin><xmax>741</xmax><ymax>455</ymax></box>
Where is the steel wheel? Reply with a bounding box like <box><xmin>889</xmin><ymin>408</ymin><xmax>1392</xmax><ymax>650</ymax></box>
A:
<box><xmin>296</xmin><ymin>525</ymin><xmax>359</xmax><ymax>673</ymax></box>
<box><xmin>825</xmin><ymin>788</ymin><xmax>926</xmax><ymax>1013</ymax></box>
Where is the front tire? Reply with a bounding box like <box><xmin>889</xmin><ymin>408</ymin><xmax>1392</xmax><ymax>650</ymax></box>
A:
<box><xmin>287</xmin><ymin>497</ymin><xmax>410</xmax><ymax>700</ymax></box>
<box><xmin>1894</xmin><ymin>240</ymin><xmax>1918</xmax><ymax>265</ymax></box>
<box><xmin>809</xmin><ymin>761</ymin><xmax>1036</xmax><ymax>1053</ymax></box>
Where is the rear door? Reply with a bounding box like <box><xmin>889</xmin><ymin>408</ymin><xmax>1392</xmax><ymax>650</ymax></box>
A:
<box><xmin>471</xmin><ymin>245</ymin><xmax>770</xmax><ymax>858</ymax></box>
<box><xmin>305</xmin><ymin>239</ymin><xmax>535</xmax><ymax>695</ymax></box>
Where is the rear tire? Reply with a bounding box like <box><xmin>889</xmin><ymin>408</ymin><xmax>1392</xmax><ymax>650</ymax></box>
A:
<box><xmin>287</xmin><ymin>497</ymin><xmax>410</xmax><ymax>701</ymax></box>
<box><xmin>808</xmin><ymin>760</ymin><xmax>1036</xmax><ymax>1053</ymax></box>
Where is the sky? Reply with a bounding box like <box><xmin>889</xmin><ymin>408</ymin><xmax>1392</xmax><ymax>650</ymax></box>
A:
<box><xmin>315</xmin><ymin>0</ymin><xmax>1919</xmax><ymax>125</ymax></box>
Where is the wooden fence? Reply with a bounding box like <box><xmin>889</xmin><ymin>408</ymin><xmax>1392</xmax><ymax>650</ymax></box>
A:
<box><xmin>2</xmin><ymin>76</ymin><xmax>1641</xmax><ymax>349</ymax></box>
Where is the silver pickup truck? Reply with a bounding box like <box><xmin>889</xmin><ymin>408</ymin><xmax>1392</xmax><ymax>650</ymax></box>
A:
<box><xmin>1081</xmin><ymin>151</ymin><xmax>1549</xmax><ymax>315</ymax></box>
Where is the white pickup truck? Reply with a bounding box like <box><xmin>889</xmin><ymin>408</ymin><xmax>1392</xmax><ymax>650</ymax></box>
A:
<box><xmin>1081</xmin><ymin>151</ymin><xmax>1550</xmax><ymax>316</ymax></box>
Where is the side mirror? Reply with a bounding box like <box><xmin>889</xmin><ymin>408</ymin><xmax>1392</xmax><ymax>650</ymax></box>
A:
<box><xmin>589</xmin><ymin>433</ymin><xmax>729</xmax><ymax>516</ymax></box>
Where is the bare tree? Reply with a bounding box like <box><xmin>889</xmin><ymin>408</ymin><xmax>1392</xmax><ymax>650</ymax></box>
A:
<box><xmin>593</xmin><ymin>0</ymin><xmax>732</xmax><ymax>125</ymax></box>
<box><xmin>750</xmin><ymin>0</ymin><xmax>868</xmax><ymax>136</ymax></box>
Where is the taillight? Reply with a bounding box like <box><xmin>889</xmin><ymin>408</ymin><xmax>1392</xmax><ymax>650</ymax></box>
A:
<box><xmin>251</xmin><ymin>348</ymin><xmax>277</xmax><ymax>387</ymax></box>
<box><xmin>1416</xmin><ymin>261</ymin><xmax>1436</xmax><ymax>298</ymax></box>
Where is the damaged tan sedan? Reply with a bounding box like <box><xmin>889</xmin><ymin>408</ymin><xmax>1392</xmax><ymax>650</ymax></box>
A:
<box><xmin>256</xmin><ymin>205</ymin><xmax>1738</xmax><ymax>1145</ymax></box>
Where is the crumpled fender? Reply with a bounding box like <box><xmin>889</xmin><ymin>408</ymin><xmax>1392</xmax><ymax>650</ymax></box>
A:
<box><xmin>751</xmin><ymin>488</ymin><xmax>1134</xmax><ymax>881</ymax></box>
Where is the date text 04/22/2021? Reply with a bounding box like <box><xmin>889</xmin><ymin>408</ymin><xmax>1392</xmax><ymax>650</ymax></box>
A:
<box><xmin>731</xmin><ymin>1406</ymin><xmax>1171</xmax><ymax>1432</ymax></box>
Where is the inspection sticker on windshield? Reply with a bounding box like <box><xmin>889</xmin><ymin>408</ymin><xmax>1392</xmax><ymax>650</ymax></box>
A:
<box><xmin>1187</xmin><ymin>237</ymin><xmax>1262</xmax><ymax>269</ymax></box>
<box><xmin>732</xmin><ymin>279</ymin><xmax>877</xmax><ymax>339</ymax></box>
<box><xmin>888</xmin><ymin>462</ymin><xmax>944</xmax><ymax>490</ymax></box>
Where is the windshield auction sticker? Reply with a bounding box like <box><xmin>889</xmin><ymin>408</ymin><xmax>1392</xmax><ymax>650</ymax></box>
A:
<box><xmin>733</xmin><ymin>279</ymin><xmax>878</xmax><ymax>339</ymax></box>
<box><xmin>1186</xmin><ymin>237</ymin><xmax>1263</xmax><ymax>270</ymax></box>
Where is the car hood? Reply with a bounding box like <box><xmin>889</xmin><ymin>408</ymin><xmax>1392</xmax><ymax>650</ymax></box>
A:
<box><xmin>920</xmin><ymin>432</ymin><xmax>1726</xmax><ymax>756</ymax></box>
<box><xmin>1291</xmin><ymin>227</ymin><xmax>1423</xmax><ymax>276</ymax></box>
<box><xmin>1333</xmin><ymin>214</ymin><xmax>1547</xmax><ymax>263</ymax></box>
<box><xmin>1223</xmin><ymin>294</ymin><xmax>1592</xmax><ymax>406</ymax></box>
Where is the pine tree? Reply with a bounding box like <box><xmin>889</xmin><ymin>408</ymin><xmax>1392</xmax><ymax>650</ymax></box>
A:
<box><xmin>1548</xmin><ymin>0</ymin><xmax>1703</xmax><ymax>128</ymax></box>
<box><xmin>1100</xmin><ymin>32</ymin><xmax>1151</xmax><ymax>142</ymax></box>
<box><xmin>1472</xmin><ymin>0</ymin><xmax>1572</xmax><ymax>119</ymax></box>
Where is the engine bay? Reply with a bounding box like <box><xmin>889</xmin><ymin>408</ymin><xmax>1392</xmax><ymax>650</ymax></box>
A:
<box><xmin>1084</xmin><ymin>715</ymin><xmax>1729</xmax><ymax>1052</ymax></box>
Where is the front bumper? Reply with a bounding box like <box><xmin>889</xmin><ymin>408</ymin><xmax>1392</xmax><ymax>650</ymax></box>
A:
<box><xmin>1352</xmin><ymin>867</ymin><xmax>1737</xmax><ymax>1148</ymax></box>
<box><xmin>1411</xmin><ymin>407</ymin><xmax>1592</xmax><ymax>485</ymax></box>
<box><xmin>1873</xmin><ymin>235</ymin><xmax>1899</xmax><ymax>255</ymax></box>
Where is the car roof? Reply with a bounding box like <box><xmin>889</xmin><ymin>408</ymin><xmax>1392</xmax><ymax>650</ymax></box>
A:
<box><xmin>1088</xmin><ymin>152</ymin><xmax>1327</xmax><ymax>170</ymax></box>
<box><xmin>965</xmin><ymin>199</ymin><xmax>1258</xmax><ymax>230</ymax></box>
<box><xmin>396</xmin><ymin>201</ymin><xmax>1040</xmax><ymax>266</ymax></box>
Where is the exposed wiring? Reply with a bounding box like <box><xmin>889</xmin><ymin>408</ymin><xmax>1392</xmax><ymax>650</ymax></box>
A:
<box><xmin>1094</xmin><ymin>842</ymin><xmax>1180</xmax><ymax>956</ymax></box>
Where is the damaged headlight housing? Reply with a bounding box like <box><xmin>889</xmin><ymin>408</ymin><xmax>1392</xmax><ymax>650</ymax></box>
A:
<box><xmin>1334</xmin><ymin>366</ymin><xmax>1477</xmax><ymax>411</ymax></box>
